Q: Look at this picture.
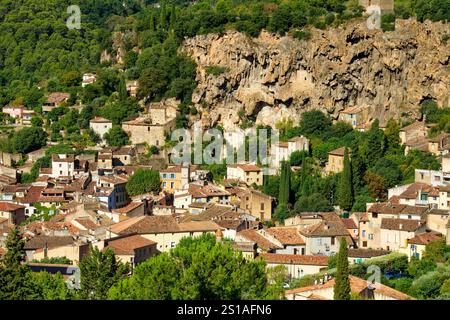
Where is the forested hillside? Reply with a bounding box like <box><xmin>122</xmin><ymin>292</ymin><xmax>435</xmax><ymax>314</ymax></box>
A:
<box><xmin>0</xmin><ymin>0</ymin><xmax>448</xmax><ymax>111</ymax></box>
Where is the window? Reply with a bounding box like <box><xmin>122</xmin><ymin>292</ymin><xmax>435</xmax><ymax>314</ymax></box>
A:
<box><xmin>372</xmin><ymin>212</ymin><xmax>378</xmax><ymax>218</ymax></box>
<box><xmin>316</xmin><ymin>238</ymin><xmax>322</xmax><ymax>246</ymax></box>
<box><xmin>362</xmin><ymin>230</ymin><xmax>366</xmax><ymax>237</ymax></box>
<box><xmin>162</xmin><ymin>182</ymin><xmax>167</xmax><ymax>188</ymax></box>
<box><xmin>331</xmin><ymin>237</ymin><xmax>335</xmax><ymax>245</ymax></box>
<box><xmin>294</xmin><ymin>249</ymin><xmax>298</xmax><ymax>255</ymax></box>
<box><xmin>362</xmin><ymin>241</ymin><xmax>368</xmax><ymax>247</ymax></box>
<box><xmin>301</xmin><ymin>248</ymin><xmax>305</xmax><ymax>255</ymax></box>
<box><xmin>368</xmin><ymin>234</ymin><xmax>373</xmax><ymax>240</ymax></box>
<box><xmin>170</xmin><ymin>242</ymin><xmax>176</xmax><ymax>248</ymax></box>
<box><xmin>260</xmin><ymin>203</ymin><xmax>264</xmax><ymax>210</ymax></box>
<box><xmin>170</xmin><ymin>182</ymin><xmax>174</xmax><ymax>189</ymax></box>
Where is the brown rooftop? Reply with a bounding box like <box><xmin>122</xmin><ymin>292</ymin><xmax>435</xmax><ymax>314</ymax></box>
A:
<box><xmin>259</xmin><ymin>253</ymin><xmax>328</xmax><ymax>266</ymax></box>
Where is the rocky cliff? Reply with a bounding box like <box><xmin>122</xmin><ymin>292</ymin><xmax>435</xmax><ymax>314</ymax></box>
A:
<box><xmin>180</xmin><ymin>19</ymin><xmax>449</xmax><ymax>130</ymax></box>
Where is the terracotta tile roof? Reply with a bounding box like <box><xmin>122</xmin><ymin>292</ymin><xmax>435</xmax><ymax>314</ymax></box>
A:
<box><xmin>188</xmin><ymin>183</ymin><xmax>230</xmax><ymax>198</ymax></box>
<box><xmin>237</xmin><ymin>229</ymin><xmax>282</xmax><ymax>251</ymax></box>
<box><xmin>24</xmin><ymin>235</ymin><xmax>76</xmax><ymax>250</ymax></box>
<box><xmin>351</xmin><ymin>211</ymin><xmax>370</xmax><ymax>222</ymax></box>
<box><xmin>74</xmin><ymin>218</ymin><xmax>99</xmax><ymax>230</ymax></box>
<box><xmin>368</xmin><ymin>202</ymin><xmax>406</xmax><ymax>215</ymax></box>
<box><xmin>348</xmin><ymin>249</ymin><xmax>391</xmax><ymax>258</ymax></box>
<box><xmin>47</xmin><ymin>92</ymin><xmax>70</xmax><ymax>104</ymax></box>
<box><xmin>112</xmin><ymin>202</ymin><xmax>143</xmax><ymax>214</ymax></box>
<box><xmin>399</xmin><ymin>121</ymin><xmax>426</xmax><ymax>132</ymax></box>
<box><xmin>106</xmin><ymin>235</ymin><xmax>156</xmax><ymax>255</ymax></box>
<box><xmin>260</xmin><ymin>253</ymin><xmax>328</xmax><ymax>266</ymax></box>
<box><xmin>399</xmin><ymin>182</ymin><xmax>438</xmax><ymax>199</ymax></box>
<box><xmin>215</xmin><ymin>219</ymin><xmax>244</xmax><ymax>230</ymax></box>
<box><xmin>408</xmin><ymin>231</ymin><xmax>442</xmax><ymax>245</ymax></box>
<box><xmin>380</xmin><ymin>218</ymin><xmax>424</xmax><ymax>232</ymax></box>
<box><xmin>286</xmin><ymin>275</ymin><xmax>414</xmax><ymax>300</ymax></box>
<box><xmin>306</xmin><ymin>293</ymin><xmax>329</xmax><ymax>300</ymax></box>
<box><xmin>0</xmin><ymin>202</ymin><xmax>25</xmax><ymax>211</ymax></box>
<box><xmin>328</xmin><ymin>147</ymin><xmax>346</xmax><ymax>156</ymax></box>
<box><xmin>110</xmin><ymin>215</ymin><xmax>220</xmax><ymax>235</ymax></box>
<box><xmin>340</xmin><ymin>106</ymin><xmax>362</xmax><ymax>114</ymax></box>
<box><xmin>228</xmin><ymin>164</ymin><xmax>261</xmax><ymax>172</ymax></box>
<box><xmin>427</xmin><ymin>209</ymin><xmax>449</xmax><ymax>216</ymax></box>
<box><xmin>266</xmin><ymin>227</ymin><xmax>305</xmax><ymax>245</ymax></box>
<box><xmin>182</xmin><ymin>204</ymin><xmax>236</xmax><ymax>222</ymax></box>
<box><xmin>299</xmin><ymin>220</ymin><xmax>350</xmax><ymax>238</ymax></box>
<box><xmin>341</xmin><ymin>218</ymin><xmax>357</xmax><ymax>229</ymax></box>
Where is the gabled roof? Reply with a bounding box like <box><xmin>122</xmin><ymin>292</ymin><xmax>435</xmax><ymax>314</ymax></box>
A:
<box><xmin>400</xmin><ymin>121</ymin><xmax>426</xmax><ymax>132</ymax></box>
<box><xmin>328</xmin><ymin>147</ymin><xmax>346</xmax><ymax>156</ymax></box>
<box><xmin>341</xmin><ymin>218</ymin><xmax>357</xmax><ymax>229</ymax></box>
<box><xmin>106</xmin><ymin>235</ymin><xmax>156</xmax><ymax>255</ymax></box>
<box><xmin>110</xmin><ymin>215</ymin><xmax>221</xmax><ymax>235</ymax></box>
<box><xmin>266</xmin><ymin>227</ymin><xmax>305</xmax><ymax>245</ymax></box>
<box><xmin>380</xmin><ymin>218</ymin><xmax>424</xmax><ymax>232</ymax></box>
<box><xmin>0</xmin><ymin>202</ymin><xmax>25</xmax><ymax>211</ymax></box>
<box><xmin>228</xmin><ymin>164</ymin><xmax>261</xmax><ymax>172</ymax></box>
<box><xmin>299</xmin><ymin>220</ymin><xmax>350</xmax><ymax>238</ymax></box>
<box><xmin>408</xmin><ymin>231</ymin><xmax>442</xmax><ymax>245</ymax></box>
<box><xmin>24</xmin><ymin>235</ymin><xmax>76</xmax><ymax>250</ymax></box>
<box><xmin>237</xmin><ymin>229</ymin><xmax>282</xmax><ymax>251</ymax></box>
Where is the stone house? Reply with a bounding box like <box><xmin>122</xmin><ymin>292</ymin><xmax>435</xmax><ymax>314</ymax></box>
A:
<box><xmin>102</xmin><ymin>234</ymin><xmax>158</xmax><ymax>267</ymax></box>
<box><xmin>407</xmin><ymin>231</ymin><xmax>442</xmax><ymax>260</ymax></box>
<box><xmin>325</xmin><ymin>147</ymin><xmax>347</xmax><ymax>174</ymax></box>
<box><xmin>380</xmin><ymin>218</ymin><xmax>427</xmax><ymax>252</ymax></box>
<box><xmin>0</xmin><ymin>202</ymin><xmax>26</xmax><ymax>225</ymax></box>
<box><xmin>122</xmin><ymin>99</ymin><xmax>178</xmax><ymax>147</ymax></box>
<box><xmin>338</xmin><ymin>106</ymin><xmax>363</xmax><ymax>128</ymax></box>
<box><xmin>399</xmin><ymin>121</ymin><xmax>428</xmax><ymax>145</ymax></box>
<box><xmin>109</xmin><ymin>215</ymin><xmax>222</xmax><ymax>252</ymax></box>
<box><xmin>226</xmin><ymin>164</ymin><xmax>263</xmax><ymax>186</ymax></box>
<box><xmin>89</xmin><ymin>117</ymin><xmax>112</xmax><ymax>143</ymax></box>
<box><xmin>230</xmin><ymin>187</ymin><xmax>273</xmax><ymax>221</ymax></box>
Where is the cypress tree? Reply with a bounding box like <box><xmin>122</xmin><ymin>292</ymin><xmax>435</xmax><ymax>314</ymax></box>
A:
<box><xmin>118</xmin><ymin>77</ymin><xmax>128</xmax><ymax>101</ymax></box>
<box><xmin>169</xmin><ymin>6</ymin><xmax>176</xmax><ymax>31</ymax></box>
<box><xmin>150</xmin><ymin>12</ymin><xmax>156</xmax><ymax>32</ymax></box>
<box><xmin>337</xmin><ymin>147</ymin><xmax>353</xmax><ymax>211</ymax></box>
<box><xmin>159</xmin><ymin>5</ymin><xmax>167</xmax><ymax>30</ymax></box>
<box><xmin>334</xmin><ymin>238</ymin><xmax>351</xmax><ymax>300</ymax></box>
<box><xmin>0</xmin><ymin>227</ymin><xmax>34</xmax><ymax>300</ymax></box>
<box><xmin>278</xmin><ymin>161</ymin><xmax>291</xmax><ymax>206</ymax></box>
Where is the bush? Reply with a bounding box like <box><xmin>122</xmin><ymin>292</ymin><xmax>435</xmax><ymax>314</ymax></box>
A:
<box><xmin>205</xmin><ymin>66</ymin><xmax>228</xmax><ymax>76</ymax></box>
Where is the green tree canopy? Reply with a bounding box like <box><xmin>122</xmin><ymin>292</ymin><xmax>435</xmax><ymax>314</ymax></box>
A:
<box><xmin>108</xmin><ymin>234</ymin><xmax>281</xmax><ymax>300</ymax></box>
<box><xmin>125</xmin><ymin>168</ymin><xmax>161</xmax><ymax>196</ymax></box>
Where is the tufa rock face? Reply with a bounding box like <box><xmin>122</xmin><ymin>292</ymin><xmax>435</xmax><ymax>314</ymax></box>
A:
<box><xmin>180</xmin><ymin>19</ymin><xmax>449</xmax><ymax>130</ymax></box>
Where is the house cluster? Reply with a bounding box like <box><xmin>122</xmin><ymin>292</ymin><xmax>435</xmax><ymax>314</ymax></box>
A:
<box><xmin>2</xmin><ymin>105</ymin><xmax>36</xmax><ymax>125</ymax></box>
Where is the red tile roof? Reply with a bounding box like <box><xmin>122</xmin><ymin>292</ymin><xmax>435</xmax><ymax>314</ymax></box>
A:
<box><xmin>380</xmin><ymin>218</ymin><xmax>424</xmax><ymax>232</ymax></box>
<box><xmin>266</xmin><ymin>227</ymin><xmax>305</xmax><ymax>245</ymax></box>
<box><xmin>106</xmin><ymin>235</ymin><xmax>156</xmax><ymax>255</ymax></box>
<box><xmin>341</xmin><ymin>218</ymin><xmax>357</xmax><ymax>229</ymax></box>
<box><xmin>408</xmin><ymin>232</ymin><xmax>442</xmax><ymax>245</ymax></box>
<box><xmin>0</xmin><ymin>202</ymin><xmax>25</xmax><ymax>211</ymax></box>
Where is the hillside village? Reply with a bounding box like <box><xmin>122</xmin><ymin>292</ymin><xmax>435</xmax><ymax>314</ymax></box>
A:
<box><xmin>0</xmin><ymin>85</ymin><xmax>449</xmax><ymax>300</ymax></box>
<box><xmin>0</xmin><ymin>0</ymin><xmax>448</xmax><ymax>302</ymax></box>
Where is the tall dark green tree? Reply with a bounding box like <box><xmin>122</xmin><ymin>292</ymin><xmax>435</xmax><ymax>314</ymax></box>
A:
<box><xmin>79</xmin><ymin>246</ymin><xmax>129</xmax><ymax>300</ymax></box>
<box><xmin>278</xmin><ymin>161</ymin><xmax>291</xmax><ymax>206</ymax></box>
<box><xmin>337</xmin><ymin>148</ymin><xmax>353</xmax><ymax>211</ymax></box>
<box><xmin>350</xmin><ymin>144</ymin><xmax>366</xmax><ymax>195</ymax></box>
<box><xmin>0</xmin><ymin>227</ymin><xmax>34</xmax><ymax>300</ymax></box>
<box><xmin>334</xmin><ymin>238</ymin><xmax>351</xmax><ymax>300</ymax></box>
